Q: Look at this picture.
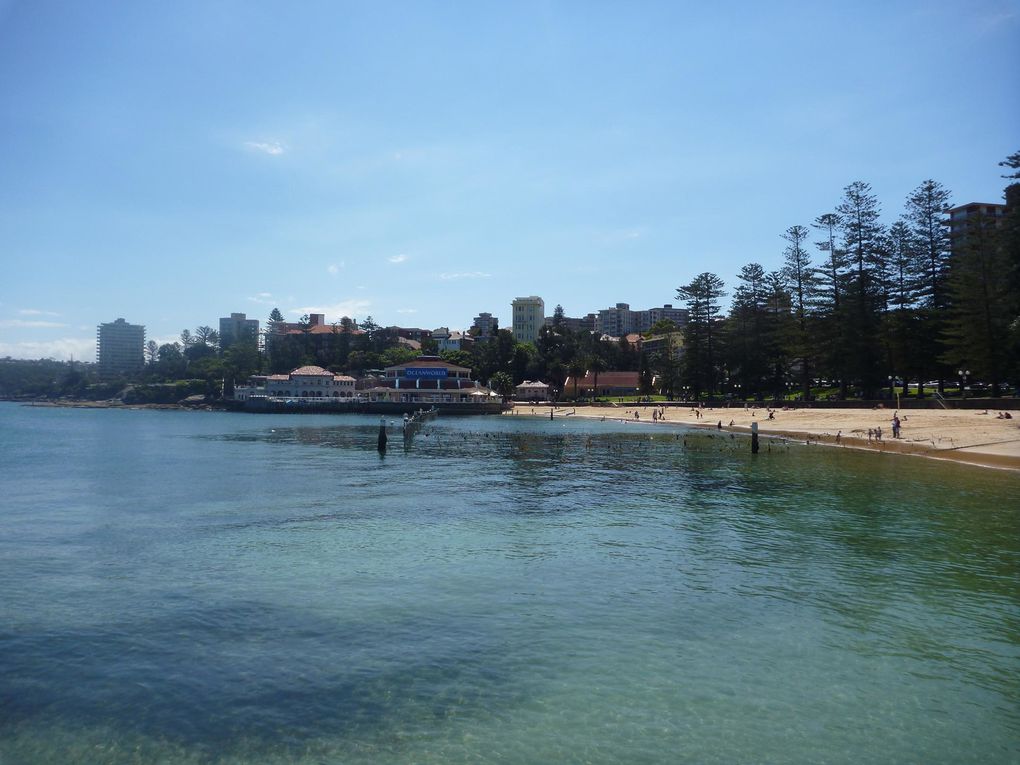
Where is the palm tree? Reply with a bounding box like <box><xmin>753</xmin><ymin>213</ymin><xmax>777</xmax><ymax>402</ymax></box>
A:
<box><xmin>589</xmin><ymin>355</ymin><xmax>606</xmax><ymax>401</ymax></box>
<box><xmin>568</xmin><ymin>357</ymin><xmax>585</xmax><ymax>400</ymax></box>
<box><xmin>489</xmin><ymin>371</ymin><xmax>514</xmax><ymax>402</ymax></box>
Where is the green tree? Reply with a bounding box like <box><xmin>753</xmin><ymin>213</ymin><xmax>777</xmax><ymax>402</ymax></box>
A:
<box><xmin>942</xmin><ymin>210</ymin><xmax>1014</xmax><ymax>395</ymax></box>
<box><xmin>639</xmin><ymin>353</ymin><xmax>653</xmax><ymax>395</ymax></box>
<box><xmin>475</xmin><ymin>329</ymin><xmax>516</xmax><ymax>382</ymax></box>
<box><xmin>440</xmin><ymin>349</ymin><xmax>475</xmax><ymax>369</ymax></box>
<box><xmin>883</xmin><ymin>219</ymin><xmax>920</xmax><ymax>395</ymax></box>
<box><xmin>727</xmin><ymin>263</ymin><xmax>770</xmax><ymax>397</ymax></box>
<box><xmin>812</xmin><ymin>211</ymin><xmax>849</xmax><ymax>395</ymax></box>
<box><xmin>588</xmin><ymin>354</ymin><xmax>606</xmax><ymax>400</ymax></box>
<box><xmin>155</xmin><ymin>343</ymin><xmax>186</xmax><ymax>379</ymax></box>
<box><xmin>489</xmin><ymin>371</ymin><xmax>514</xmax><ymax>401</ymax></box>
<box><xmin>223</xmin><ymin>341</ymin><xmax>261</xmax><ymax>384</ymax></box>
<box><xmin>194</xmin><ymin>325</ymin><xmax>219</xmax><ymax>348</ymax></box>
<box><xmin>346</xmin><ymin>350</ymin><xmax>369</xmax><ymax>373</ymax></box>
<box><xmin>646</xmin><ymin>318</ymin><xmax>678</xmax><ymax>336</ymax></box>
<box><xmin>185</xmin><ymin>342</ymin><xmax>217</xmax><ymax>362</ymax></box>
<box><xmin>780</xmin><ymin>225</ymin><xmax>816</xmax><ymax>399</ymax></box>
<box><xmin>764</xmin><ymin>270</ymin><xmax>793</xmax><ymax>397</ymax></box>
<box><xmin>677</xmin><ymin>272</ymin><xmax>726</xmax><ymax>398</ymax></box>
<box><xmin>380</xmin><ymin>346</ymin><xmax>417</xmax><ymax>368</ymax></box>
<box><xmin>552</xmin><ymin>304</ymin><xmax>565</xmax><ymax>329</ymax></box>
<box><xmin>567</xmin><ymin>356</ymin><xmax>586</xmax><ymax>400</ymax></box>
<box><xmin>998</xmin><ymin>152</ymin><xmax>1020</xmax><ymax>379</ymax></box>
<box><xmin>837</xmin><ymin>181</ymin><xmax>887</xmax><ymax>396</ymax></box>
<box><xmin>361</xmin><ymin>316</ymin><xmax>379</xmax><ymax>342</ymax></box>
<box><xmin>905</xmin><ymin>179</ymin><xmax>953</xmax><ymax>393</ymax></box>
<box><xmin>999</xmin><ymin>150</ymin><xmax>1020</xmax><ymax>180</ymax></box>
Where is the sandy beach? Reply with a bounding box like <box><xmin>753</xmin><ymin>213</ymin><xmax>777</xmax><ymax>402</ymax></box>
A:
<box><xmin>508</xmin><ymin>403</ymin><xmax>1020</xmax><ymax>471</ymax></box>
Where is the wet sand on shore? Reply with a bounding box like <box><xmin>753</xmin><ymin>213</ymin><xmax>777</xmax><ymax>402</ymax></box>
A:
<box><xmin>508</xmin><ymin>403</ymin><xmax>1020</xmax><ymax>472</ymax></box>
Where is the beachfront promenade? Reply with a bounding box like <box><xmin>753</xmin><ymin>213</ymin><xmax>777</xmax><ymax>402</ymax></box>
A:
<box><xmin>508</xmin><ymin>403</ymin><xmax>1020</xmax><ymax>471</ymax></box>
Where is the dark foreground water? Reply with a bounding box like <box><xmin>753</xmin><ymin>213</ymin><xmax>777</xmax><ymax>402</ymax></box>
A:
<box><xmin>1</xmin><ymin>402</ymin><xmax>1018</xmax><ymax>764</ymax></box>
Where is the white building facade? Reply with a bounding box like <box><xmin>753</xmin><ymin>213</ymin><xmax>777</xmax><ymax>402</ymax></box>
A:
<box><xmin>234</xmin><ymin>366</ymin><xmax>356</xmax><ymax>401</ymax></box>
<box><xmin>512</xmin><ymin>296</ymin><xmax>545</xmax><ymax>343</ymax></box>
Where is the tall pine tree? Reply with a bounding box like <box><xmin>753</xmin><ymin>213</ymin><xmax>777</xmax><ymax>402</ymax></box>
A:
<box><xmin>904</xmin><ymin>179</ymin><xmax>953</xmax><ymax>392</ymax></box>
<box><xmin>677</xmin><ymin>273</ymin><xmax>726</xmax><ymax>398</ymax></box>
<box><xmin>780</xmin><ymin>225</ymin><xmax>817</xmax><ymax>399</ymax></box>
<box><xmin>837</xmin><ymin>181</ymin><xmax>887</xmax><ymax>396</ymax></box>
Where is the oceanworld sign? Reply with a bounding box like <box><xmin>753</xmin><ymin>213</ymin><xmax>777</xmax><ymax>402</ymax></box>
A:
<box><xmin>405</xmin><ymin>367</ymin><xmax>448</xmax><ymax>379</ymax></box>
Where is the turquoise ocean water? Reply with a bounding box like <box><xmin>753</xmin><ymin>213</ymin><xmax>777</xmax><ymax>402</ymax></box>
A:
<box><xmin>0</xmin><ymin>402</ymin><xmax>1018</xmax><ymax>764</ymax></box>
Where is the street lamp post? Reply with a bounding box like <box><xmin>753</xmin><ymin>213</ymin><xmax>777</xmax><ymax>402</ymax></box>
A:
<box><xmin>958</xmin><ymin>369</ymin><xmax>970</xmax><ymax>399</ymax></box>
<box><xmin>889</xmin><ymin>375</ymin><xmax>900</xmax><ymax>409</ymax></box>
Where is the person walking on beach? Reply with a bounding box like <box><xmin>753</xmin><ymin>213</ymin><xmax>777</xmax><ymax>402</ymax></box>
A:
<box><xmin>892</xmin><ymin>414</ymin><xmax>901</xmax><ymax>439</ymax></box>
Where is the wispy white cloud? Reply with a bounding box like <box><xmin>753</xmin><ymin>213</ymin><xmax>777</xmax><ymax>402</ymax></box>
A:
<box><xmin>288</xmin><ymin>300</ymin><xmax>371</xmax><ymax>320</ymax></box>
<box><xmin>0</xmin><ymin>319</ymin><xmax>68</xmax><ymax>328</ymax></box>
<box><xmin>327</xmin><ymin>262</ymin><xmax>345</xmax><ymax>276</ymax></box>
<box><xmin>438</xmin><ymin>271</ymin><xmax>491</xmax><ymax>280</ymax></box>
<box><xmin>974</xmin><ymin>6</ymin><xmax>1018</xmax><ymax>34</ymax></box>
<box><xmin>19</xmin><ymin>308</ymin><xmax>61</xmax><ymax>317</ymax></box>
<box><xmin>144</xmin><ymin>334</ymin><xmax>181</xmax><ymax>350</ymax></box>
<box><xmin>244</xmin><ymin>140</ymin><xmax>286</xmax><ymax>155</ymax></box>
<box><xmin>247</xmin><ymin>292</ymin><xmax>276</xmax><ymax>305</ymax></box>
<box><xmin>396</xmin><ymin>308</ymin><xmax>418</xmax><ymax>314</ymax></box>
<box><xmin>0</xmin><ymin>337</ymin><xmax>95</xmax><ymax>361</ymax></box>
<box><xmin>598</xmin><ymin>227</ymin><xmax>646</xmax><ymax>246</ymax></box>
<box><xmin>387</xmin><ymin>254</ymin><xmax>408</xmax><ymax>264</ymax></box>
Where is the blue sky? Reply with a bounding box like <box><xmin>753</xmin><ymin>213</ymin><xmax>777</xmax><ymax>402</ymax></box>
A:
<box><xmin>1</xmin><ymin>0</ymin><xmax>1017</xmax><ymax>360</ymax></box>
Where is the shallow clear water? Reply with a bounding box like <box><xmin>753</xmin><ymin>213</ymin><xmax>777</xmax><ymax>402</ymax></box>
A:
<box><xmin>1</xmin><ymin>402</ymin><xmax>1018</xmax><ymax>764</ymax></box>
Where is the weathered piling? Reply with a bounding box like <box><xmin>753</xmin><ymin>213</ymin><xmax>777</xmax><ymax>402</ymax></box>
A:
<box><xmin>751</xmin><ymin>421</ymin><xmax>759</xmax><ymax>454</ymax></box>
<box><xmin>377</xmin><ymin>416</ymin><xmax>387</xmax><ymax>454</ymax></box>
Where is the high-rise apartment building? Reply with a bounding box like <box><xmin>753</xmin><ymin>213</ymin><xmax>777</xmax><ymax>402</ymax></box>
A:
<box><xmin>648</xmin><ymin>304</ymin><xmax>688</xmax><ymax>329</ymax></box>
<box><xmin>544</xmin><ymin>312</ymin><xmax>596</xmax><ymax>334</ymax></box>
<box><xmin>511</xmin><ymin>296</ymin><xmax>544</xmax><ymax>343</ymax></box>
<box><xmin>219</xmin><ymin>312</ymin><xmax>260</xmax><ymax>350</ymax></box>
<box><xmin>595</xmin><ymin>303</ymin><xmax>688</xmax><ymax>336</ymax></box>
<box><xmin>943</xmin><ymin>202</ymin><xmax>1008</xmax><ymax>255</ymax></box>
<box><xmin>96</xmin><ymin>318</ymin><xmax>145</xmax><ymax>378</ymax></box>
<box><xmin>595</xmin><ymin>303</ymin><xmax>648</xmax><ymax>336</ymax></box>
<box><xmin>471</xmin><ymin>312</ymin><xmax>498</xmax><ymax>339</ymax></box>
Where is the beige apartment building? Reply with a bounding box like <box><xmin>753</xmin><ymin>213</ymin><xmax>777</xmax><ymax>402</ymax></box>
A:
<box><xmin>96</xmin><ymin>318</ymin><xmax>145</xmax><ymax>378</ymax></box>
<box><xmin>511</xmin><ymin>296</ymin><xmax>544</xmax><ymax>344</ymax></box>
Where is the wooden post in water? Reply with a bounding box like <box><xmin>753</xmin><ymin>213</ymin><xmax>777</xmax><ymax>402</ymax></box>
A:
<box><xmin>751</xmin><ymin>421</ymin><xmax>759</xmax><ymax>454</ymax></box>
<box><xmin>377</xmin><ymin>416</ymin><xmax>387</xmax><ymax>454</ymax></box>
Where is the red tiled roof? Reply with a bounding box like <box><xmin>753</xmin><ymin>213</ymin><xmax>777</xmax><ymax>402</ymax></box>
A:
<box><xmin>564</xmin><ymin>371</ymin><xmax>641</xmax><ymax>389</ymax></box>
<box><xmin>384</xmin><ymin>356</ymin><xmax>470</xmax><ymax>372</ymax></box>
<box><xmin>290</xmin><ymin>366</ymin><xmax>332</xmax><ymax>376</ymax></box>
<box><xmin>281</xmin><ymin>325</ymin><xmax>364</xmax><ymax>335</ymax></box>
